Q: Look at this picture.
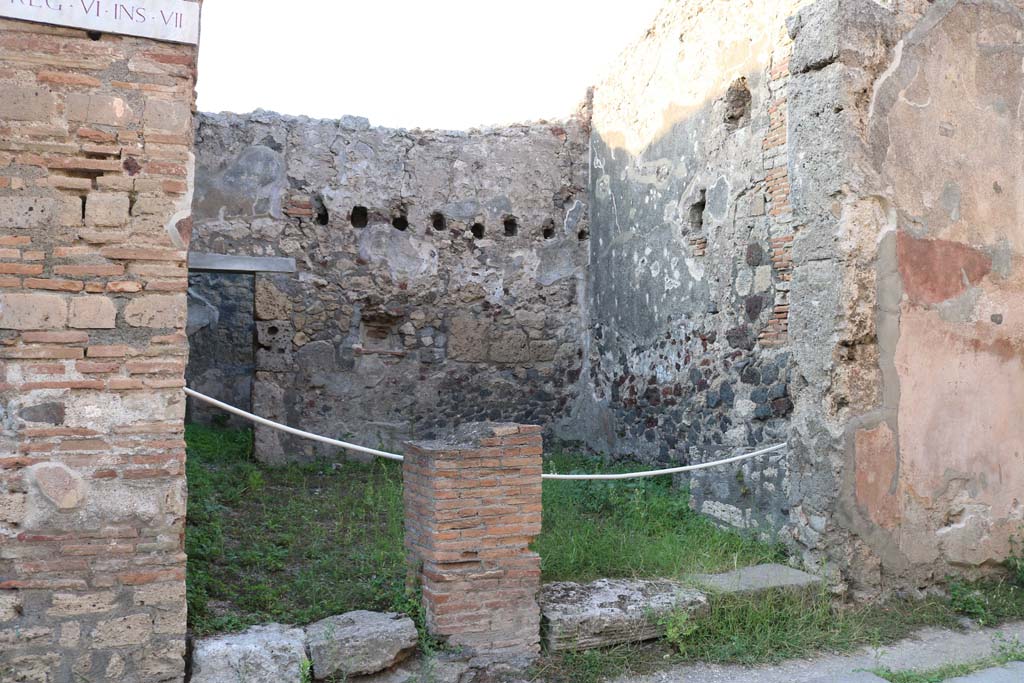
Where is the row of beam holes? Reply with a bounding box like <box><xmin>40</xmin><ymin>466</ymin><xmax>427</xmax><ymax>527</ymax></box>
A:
<box><xmin>348</xmin><ymin>206</ymin><xmax>575</xmax><ymax>240</ymax></box>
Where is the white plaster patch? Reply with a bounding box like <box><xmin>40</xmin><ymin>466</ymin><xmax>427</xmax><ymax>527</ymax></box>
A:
<box><xmin>754</xmin><ymin>265</ymin><xmax>772</xmax><ymax>292</ymax></box>
<box><xmin>701</xmin><ymin>500</ymin><xmax>748</xmax><ymax>529</ymax></box>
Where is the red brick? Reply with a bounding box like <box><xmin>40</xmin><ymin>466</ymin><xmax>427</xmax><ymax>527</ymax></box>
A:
<box><xmin>77</xmin><ymin>127</ymin><xmax>117</xmax><ymax>143</ymax></box>
<box><xmin>54</xmin><ymin>264</ymin><xmax>125</xmax><ymax>277</ymax></box>
<box><xmin>38</xmin><ymin>70</ymin><xmax>102</xmax><ymax>87</ymax></box>
<box><xmin>21</xmin><ymin>380</ymin><xmax>104</xmax><ymax>390</ymax></box>
<box><xmin>76</xmin><ymin>361</ymin><xmax>120</xmax><ymax>373</ymax></box>
<box><xmin>0</xmin><ymin>263</ymin><xmax>43</xmax><ymax>275</ymax></box>
<box><xmin>22</xmin><ymin>331</ymin><xmax>88</xmax><ymax>343</ymax></box>
<box><xmin>87</xmin><ymin>345</ymin><xmax>130</xmax><ymax>357</ymax></box>
<box><xmin>99</xmin><ymin>247</ymin><xmax>186</xmax><ymax>261</ymax></box>
<box><xmin>25</xmin><ymin>278</ymin><xmax>84</xmax><ymax>292</ymax></box>
<box><xmin>2</xmin><ymin>347</ymin><xmax>84</xmax><ymax>360</ymax></box>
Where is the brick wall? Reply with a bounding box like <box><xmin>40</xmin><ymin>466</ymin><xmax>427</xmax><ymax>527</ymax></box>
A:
<box><xmin>404</xmin><ymin>423</ymin><xmax>543</xmax><ymax>659</ymax></box>
<box><xmin>759</xmin><ymin>46</ymin><xmax>795</xmax><ymax>347</ymax></box>
<box><xmin>0</xmin><ymin>10</ymin><xmax>198</xmax><ymax>682</ymax></box>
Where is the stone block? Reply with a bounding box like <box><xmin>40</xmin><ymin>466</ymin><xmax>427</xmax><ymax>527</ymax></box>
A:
<box><xmin>49</xmin><ymin>591</ymin><xmax>119</xmax><ymax>617</ymax></box>
<box><xmin>69</xmin><ymin>296</ymin><xmax>117</xmax><ymax>329</ymax></box>
<box><xmin>133</xmin><ymin>581</ymin><xmax>186</xmax><ymax>608</ymax></box>
<box><xmin>144</xmin><ymin>98</ymin><xmax>191</xmax><ymax>135</ymax></box>
<box><xmin>255</xmin><ymin>277</ymin><xmax>292</xmax><ymax>320</ymax></box>
<box><xmin>67</xmin><ymin>93</ymin><xmax>136</xmax><ymax>126</ymax></box>
<box><xmin>447</xmin><ymin>316</ymin><xmax>488</xmax><ymax>362</ymax></box>
<box><xmin>191</xmin><ymin>624</ymin><xmax>306</xmax><ymax>683</ymax></box>
<box><xmin>91</xmin><ymin>613</ymin><xmax>154</xmax><ymax>647</ymax></box>
<box><xmin>85</xmin><ymin>193</ymin><xmax>130</xmax><ymax>227</ymax></box>
<box><xmin>0</xmin><ymin>592</ymin><xmax>21</xmax><ymax>622</ymax></box>
<box><xmin>123</xmin><ymin>294</ymin><xmax>186</xmax><ymax>328</ymax></box>
<box><xmin>0</xmin><ymin>293</ymin><xmax>67</xmax><ymax>330</ymax></box>
<box><xmin>0</xmin><ymin>197</ymin><xmax>58</xmax><ymax>230</ymax></box>
<box><xmin>305</xmin><ymin>611</ymin><xmax>418</xmax><ymax>679</ymax></box>
<box><xmin>59</xmin><ymin>622</ymin><xmax>81</xmax><ymax>647</ymax></box>
<box><xmin>489</xmin><ymin>328</ymin><xmax>530</xmax><ymax>364</ymax></box>
<box><xmin>28</xmin><ymin>462</ymin><xmax>88</xmax><ymax>511</ymax></box>
<box><xmin>0</xmin><ymin>493</ymin><xmax>27</xmax><ymax>525</ymax></box>
<box><xmin>0</xmin><ymin>85</ymin><xmax>55</xmax><ymax>121</ymax></box>
<box><xmin>540</xmin><ymin>579</ymin><xmax>708</xmax><ymax>652</ymax></box>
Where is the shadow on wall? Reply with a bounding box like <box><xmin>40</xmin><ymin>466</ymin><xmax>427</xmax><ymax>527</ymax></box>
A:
<box><xmin>563</xmin><ymin>0</ymin><xmax>808</xmax><ymax>538</ymax></box>
<box><xmin>185</xmin><ymin>271</ymin><xmax>255</xmax><ymax>429</ymax></box>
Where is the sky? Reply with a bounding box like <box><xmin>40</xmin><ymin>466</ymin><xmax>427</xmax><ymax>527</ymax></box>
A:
<box><xmin>195</xmin><ymin>0</ymin><xmax>664</xmax><ymax>130</ymax></box>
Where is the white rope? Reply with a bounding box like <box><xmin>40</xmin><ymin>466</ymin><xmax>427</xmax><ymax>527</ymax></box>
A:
<box><xmin>184</xmin><ymin>387</ymin><xmax>403</xmax><ymax>462</ymax></box>
<box><xmin>184</xmin><ymin>387</ymin><xmax>786</xmax><ymax>479</ymax></box>
<box><xmin>540</xmin><ymin>442</ymin><xmax>787</xmax><ymax>480</ymax></box>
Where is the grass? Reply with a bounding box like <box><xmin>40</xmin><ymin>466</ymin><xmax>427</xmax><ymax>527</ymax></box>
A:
<box><xmin>185</xmin><ymin>427</ymin><xmax>782</xmax><ymax>636</ymax></box>
<box><xmin>185</xmin><ymin>424</ymin><xmax>410</xmax><ymax>636</ymax></box>
<box><xmin>185</xmin><ymin>425</ymin><xmax>1024</xmax><ymax>683</ymax></box>
<box><xmin>536</xmin><ymin>586</ymin><xmax>1024</xmax><ymax>683</ymax></box>
<box><xmin>873</xmin><ymin>635</ymin><xmax>1024</xmax><ymax>682</ymax></box>
<box><xmin>536</xmin><ymin>452</ymin><xmax>785</xmax><ymax>581</ymax></box>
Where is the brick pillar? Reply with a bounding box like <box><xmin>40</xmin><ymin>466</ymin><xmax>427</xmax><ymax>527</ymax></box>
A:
<box><xmin>0</xmin><ymin>8</ymin><xmax>199</xmax><ymax>682</ymax></box>
<box><xmin>404</xmin><ymin>423</ymin><xmax>543</xmax><ymax>660</ymax></box>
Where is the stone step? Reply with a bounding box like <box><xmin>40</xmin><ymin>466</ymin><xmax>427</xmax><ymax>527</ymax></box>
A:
<box><xmin>539</xmin><ymin>578</ymin><xmax>709</xmax><ymax>652</ymax></box>
<box><xmin>540</xmin><ymin>564</ymin><xmax>824</xmax><ymax>653</ymax></box>
<box><xmin>690</xmin><ymin>563</ymin><xmax>823</xmax><ymax>596</ymax></box>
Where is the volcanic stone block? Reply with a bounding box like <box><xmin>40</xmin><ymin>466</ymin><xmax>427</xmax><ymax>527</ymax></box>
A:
<box><xmin>540</xmin><ymin>579</ymin><xmax>708</xmax><ymax>652</ymax></box>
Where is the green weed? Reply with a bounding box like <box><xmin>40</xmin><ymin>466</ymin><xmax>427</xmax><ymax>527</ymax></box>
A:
<box><xmin>185</xmin><ymin>424</ymin><xmax>408</xmax><ymax>636</ymax></box>
<box><xmin>535</xmin><ymin>452</ymin><xmax>784</xmax><ymax>582</ymax></box>
<box><xmin>874</xmin><ymin>635</ymin><xmax>1024</xmax><ymax>683</ymax></box>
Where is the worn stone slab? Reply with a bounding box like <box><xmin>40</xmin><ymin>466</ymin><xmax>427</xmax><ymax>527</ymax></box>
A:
<box><xmin>946</xmin><ymin>662</ymin><xmax>1024</xmax><ymax>683</ymax></box>
<box><xmin>348</xmin><ymin>654</ymin><xmax>471</xmax><ymax>683</ymax></box>
<box><xmin>305</xmin><ymin>610</ymin><xmax>418</xmax><ymax>679</ymax></box>
<box><xmin>804</xmin><ymin>672</ymin><xmax>888</xmax><ymax>683</ymax></box>
<box><xmin>189</xmin><ymin>252</ymin><xmax>297</xmax><ymax>273</ymax></box>
<box><xmin>540</xmin><ymin>579</ymin><xmax>708</xmax><ymax>652</ymax></box>
<box><xmin>692</xmin><ymin>564</ymin><xmax>822</xmax><ymax>595</ymax></box>
<box><xmin>190</xmin><ymin>624</ymin><xmax>306</xmax><ymax>683</ymax></box>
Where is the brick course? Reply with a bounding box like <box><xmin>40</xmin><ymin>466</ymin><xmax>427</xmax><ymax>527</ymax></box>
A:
<box><xmin>404</xmin><ymin>423</ymin><xmax>543</xmax><ymax>659</ymax></box>
<box><xmin>0</xmin><ymin>9</ymin><xmax>198</xmax><ymax>682</ymax></box>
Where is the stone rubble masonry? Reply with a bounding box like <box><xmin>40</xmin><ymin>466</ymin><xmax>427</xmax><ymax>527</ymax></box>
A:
<box><xmin>403</xmin><ymin>423</ymin><xmax>543</xmax><ymax>659</ymax></box>
<box><xmin>188</xmin><ymin>110</ymin><xmax>589</xmax><ymax>463</ymax></box>
<box><xmin>0</xmin><ymin>5</ymin><xmax>198</xmax><ymax>682</ymax></box>
<box><xmin>572</xmin><ymin>0</ymin><xmax>812</xmax><ymax>537</ymax></box>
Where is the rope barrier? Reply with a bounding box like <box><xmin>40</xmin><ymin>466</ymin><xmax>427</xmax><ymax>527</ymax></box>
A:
<box><xmin>183</xmin><ymin>388</ymin><xmax>403</xmax><ymax>462</ymax></box>
<box><xmin>184</xmin><ymin>387</ymin><xmax>786</xmax><ymax>480</ymax></box>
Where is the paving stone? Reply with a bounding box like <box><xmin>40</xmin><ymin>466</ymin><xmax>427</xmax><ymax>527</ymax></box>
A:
<box><xmin>692</xmin><ymin>563</ymin><xmax>822</xmax><ymax>595</ymax></box>
<box><xmin>946</xmin><ymin>662</ymin><xmax>1024</xmax><ymax>683</ymax></box>
<box><xmin>804</xmin><ymin>672</ymin><xmax>888</xmax><ymax>683</ymax></box>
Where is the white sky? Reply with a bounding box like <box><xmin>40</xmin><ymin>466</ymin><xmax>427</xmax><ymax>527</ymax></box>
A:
<box><xmin>195</xmin><ymin>1</ymin><xmax>664</xmax><ymax>130</ymax></box>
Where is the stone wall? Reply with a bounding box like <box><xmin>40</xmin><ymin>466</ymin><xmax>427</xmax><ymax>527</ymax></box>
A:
<box><xmin>190</xmin><ymin>112</ymin><xmax>589</xmax><ymax>462</ymax></box>
<box><xmin>562</xmin><ymin>0</ymin><xmax>813</xmax><ymax>535</ymax></box>
<box><xmin>177</xmin><ymin>0</ymin><xmax>1023</xmax><ymax>595</ymax></box>
<box><xmin>784</xmin><ymin>0</ymin><xmax>1024</xmax><ymax>592</ymax></box>
<box><xmin>0</xmin><ymin>9</ymin><xmax>197</xmax><ymax>682</ymax></box>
